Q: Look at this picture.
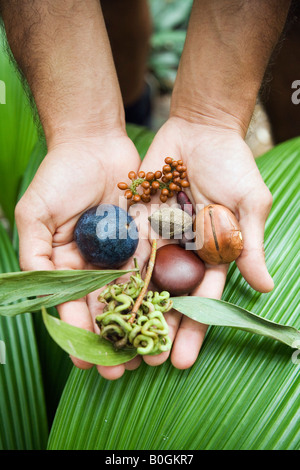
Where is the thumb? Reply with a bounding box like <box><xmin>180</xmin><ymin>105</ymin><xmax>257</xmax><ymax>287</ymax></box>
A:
<box><xmin>236</xmin><ymin>197</ymin><xmax>274</xmax><ymax>293</ymax></box>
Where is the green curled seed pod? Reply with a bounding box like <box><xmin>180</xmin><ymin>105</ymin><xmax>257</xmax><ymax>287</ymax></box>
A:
<box><xmin>134</xmin><ymin>334</ymin><xmax>154</xmax><ymax>355</ymax></box>
<box><xmin>128</xmin><ymin>324</ymin><xmax>142</xmax><ymax>343</ymax></box>
<box><xmin>100</xmin><ymin>324</ymin><xmax>125</xmax><ymax>340</ymax></box>
<box><xmin>100</xmin><ymin>313</ymin><xmax>133</xmax><ymax>333</ymax></box>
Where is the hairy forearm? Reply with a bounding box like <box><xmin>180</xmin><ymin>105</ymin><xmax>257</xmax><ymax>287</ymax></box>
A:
<box><xmin>0</xmin><ymin>0</ymin><xmax>124</xmax><ymax>145</ymax></box>
<box><xmin>171</xmin><ymin>0</ymin><xmax>291</xmax><ymax>135</ymax></box>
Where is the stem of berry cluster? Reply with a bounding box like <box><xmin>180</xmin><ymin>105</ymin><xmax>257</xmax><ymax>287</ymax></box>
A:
<box><xmin>128</xmin><ymin>238</ymin><xmax>157</xmax><ymax>324</ymax></box>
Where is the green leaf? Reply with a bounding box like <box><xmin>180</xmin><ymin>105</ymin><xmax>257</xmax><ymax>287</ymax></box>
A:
<box><xmin>42</xmin><ymin>307</ymin><xmax>137</xmax><ymax>366</ymax></box>
<box><xmin>48</xmin><ymin>136</ymin><xmax>300</xmax><ymax>451</ymax></box>
<box><xmin>0</xmin><ymin>28</ymin><xmax>38</xmax><ymax>226</ymax></box>
<box><xmin>0</xmin><ymin>223</ymin><xmax>48</xmax><ymax>450</ymax></box>
<box><xmin>0</xmin><ymin>268</ymin><xmax>138</xmax><ymax>316</ymax></box>
<box><xmin>172</xmin><ymin>297</ymin><xmax>300</xmax><ymax>349</ymax></box>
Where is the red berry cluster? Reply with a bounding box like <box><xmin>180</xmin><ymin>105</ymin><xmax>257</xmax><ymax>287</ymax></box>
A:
<box><xmin>117</xmin><ymin>157</ymin><xmax>190</xmax><ymax>203</ymax></box>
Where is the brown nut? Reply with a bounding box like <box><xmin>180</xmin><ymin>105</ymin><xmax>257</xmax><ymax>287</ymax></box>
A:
<box><xmin>194</xmin><ymin>204</ymin><xmax>243</xmax><ymax>264</ymax></box>
<box><xmin>152</xmin><ymin>244</ymin><xmax>205</xmax><ymax>296</ymax></box>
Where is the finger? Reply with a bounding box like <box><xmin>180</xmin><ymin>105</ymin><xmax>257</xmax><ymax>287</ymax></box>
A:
<box><xmin>236</xmin><ymin>197</ymin><xmax>274</xmax><ymax>293</ymax></box>
<box><xmin>15</xmin><ymin>201</ymin><xmax>55</xmax><ymax>271</ymax></box>
<box><xmin>170</xmin><ymin>264</ymin><xmax>227</xmax><ymax>370</ymax></box>
<box><xmin>125</xmin><ymin>356</ymin><xmax>142</xmax><ymax>370</ymax></box>
<box><xmin>143</xmin><ymin>308</ymin><xmax>182</xmax><ymax>366</ymax></box>
<box><xmin>96</xmin><ymin>364</ymin><xmax>126</xmax><ymax>380</ymax></box>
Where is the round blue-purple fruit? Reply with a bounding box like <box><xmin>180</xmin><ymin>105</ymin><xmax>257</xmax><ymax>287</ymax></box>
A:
<box><xmin>74</xmin><ymin>204</ymin><xmax>139</xmax><ymax>268</ymax></box>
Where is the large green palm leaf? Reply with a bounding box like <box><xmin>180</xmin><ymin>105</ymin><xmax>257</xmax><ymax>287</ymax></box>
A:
<box><xmin>0</xmin><ymin>222</ymin><xmax>48</xmax><ymax>449</ymax></box>
<box><xmin>47</xmin><ymin>136</ymin><xmax>300</xmax><ymax>450</ymax></box>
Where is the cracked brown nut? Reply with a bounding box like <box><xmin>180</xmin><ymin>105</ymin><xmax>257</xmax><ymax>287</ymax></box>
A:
<box><xmin>194</xmin><ymin>204</ymin><xmax>243</xmax><ymax>264</ymax></box>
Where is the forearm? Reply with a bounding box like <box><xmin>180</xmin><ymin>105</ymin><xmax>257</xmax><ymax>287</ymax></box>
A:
<box><xmin>0</xmin><ymin>0</ymin><xmax>124</xmax><ymax>146</ymax></box>
<box><xmin>171</xmin><ymin>0</ymin><xmax>291</xmax><ymax>135</ymax></box>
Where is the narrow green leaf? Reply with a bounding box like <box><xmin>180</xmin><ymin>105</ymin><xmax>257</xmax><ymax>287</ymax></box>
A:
<box><xmin>41</xmin><ymin>307</ymin><xmax>137</xmax><ymax>366</ymax></box>
<box><xmin>0</xmin><ymin>268</ymin><xmax>138</xmax><ymax>316</ymax></box>
<box><xmin>172</xmin><ymin>297</ymin><xmax>300</xmax><ymax>349</ymax></box>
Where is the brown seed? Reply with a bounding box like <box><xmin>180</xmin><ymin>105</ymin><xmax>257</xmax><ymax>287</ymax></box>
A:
<box><xmin>138</xmin><ymin>171</ymin><xmax>145</xmax><ymax>178</ymax></box>
<box><xmin>146</xmin><ymin>172</ymin><xmax>155</xmax><ymax>181</ymax></box>
<box><xmin>171</xmin><ymin>160</ymin><xmax>178</xmax><ymax>168</ymax></box>
<box><xmin>161</xmin><ymin>188</ymin><xmax>169</xmax><ymax>196</ymax></box>
<box><xmin>124</xmin><ymin>189</ymin><xmax>133</xmax><ymax>199</ymax></box>
<box><xmin>163</xmin><ymin>164</ymin><xmax>172</xmax><ymax>174</ymax></box>
<box><xmin>167</xmin><ymin>190</ymin><xmax>174</xmax><ymax>198</ymax></box>
<box><xmin>155</xmin><ymin>170</ymin><xmax>162</xmax><ymax>179</ymax></box>
<box><xmin>143</xmin><ymin>187</ymin><xmax>151</xmax><ymax>195</ymax></box>
<box><xmin>132</xmin><ymin>194</ymin><xmax>141</xmax><ymax>203</ymax></box>
<box><xmin>164</xmin><ymin>157</ymin><xmax>173</xmax><ymax>164</ymax></box>
<box><xmin>173</xmin><ymin>171</ymin><xmax>180</xmax><ymax>178</ymax></box>
<box><xmin>152</xmin><ymin>244</ymin><xmax>205</xmax><ymax>296</ymax></box>
<box><xmin>180</xmin><ymin>171</ymin><xmax>187</xmax><ymax>179</ymax></box>
<box><xmin>141</xmin><ymin>194</ymin><xmax>151</xmax><ymax>203</ymax></box>
<box><xmin>128</xmin><ymin>171</ymin><xmax>136</xmax><ymax>180</ymax></box>
<box><xmin>151</xmin><ymin>180</ymin><xmax>160</xmax><ymax>190</ymax></box>
<box><xmin>165</xmin><ymin>172</ymin><xmax>173</xmax><ymax>180</ymax></box>
<box><xmin>181</xmin><ymin>180</ymin><xmax>190</xmax><ymax>188</ymax></box>
<box><xmin>141</xmin><ymin>180</ymin><xmax>150</xmax><ymax>189</ymax></box>
<box><xmin>194</xmin><ymin>204</ymin><xmax>243</xmax><ymax>264</ymax></box>
<box><xmin>173</xmin><ymin>177</ymin><xmax>181</xmax><ymax>185</ymax></box>
<box><xmin>161</xmin><ymin>176</ymin><xmax>169</xmax><ymax>183</ymax></box>
<box><xmin>160</xmin><ymin>194</ymin><xmax>168</xmax><ymax>203</ymax></box>
<box><xmin>169</xmin><ymin>182</ymin><xmax>178</xmax><ymax>191</ymax></box>
<box><xmin>117</xmin><ymin>182</ymin><xmax>128</xmax><ymax>190</ymax></box>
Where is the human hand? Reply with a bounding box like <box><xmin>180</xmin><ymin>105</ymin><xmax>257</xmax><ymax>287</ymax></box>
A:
<box><xmin>15</xmin><ymin>131</ymin><xmax>152</xmax><ymax>380</ymax></box>
<box><xmin>137</xmin><ymin>116</ymin><xmax>274</xmax><ymax>370</ymax></box>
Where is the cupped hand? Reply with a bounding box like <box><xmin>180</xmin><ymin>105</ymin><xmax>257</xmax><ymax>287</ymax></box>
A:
<box><xmin>15</xmin><ymin>131</ymin><xmax>150</xmax><ymax>380</ymax></box>
<box><xmin>138</xmin><ymin>116</ymin><xmax>274</xmax><ymax>370</ymax></box>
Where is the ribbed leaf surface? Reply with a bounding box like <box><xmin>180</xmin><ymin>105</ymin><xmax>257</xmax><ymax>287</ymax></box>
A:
<box><xmin>0</xmin><ymin>30</ymin><xmax>38</xmax><ymax>226</ymax></box>
<box><xmin>0</xmin><ymin>223</ymin><xmax>48</xmax><ymax>449</ymax></box>
<box><xmin>47</xmin><ymin>137</ymin><xmax>300</xmax><ymax>450</ymax></box>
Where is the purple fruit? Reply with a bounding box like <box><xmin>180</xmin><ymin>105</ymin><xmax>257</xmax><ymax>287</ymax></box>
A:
<box><xmin>74</xmin><ymin>204</ymin><xmax>139</xmax><ymax>268</ymax></box>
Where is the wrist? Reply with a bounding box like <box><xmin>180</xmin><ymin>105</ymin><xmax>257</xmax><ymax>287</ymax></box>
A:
<box><xmin>170</xmin><ymin>84</ymin><xmax>257</xmax><ymax>138</ymax></box>
<box><xmin>45</xmin><ymin>112</ymin><xmax>126</xmax><ymax>150</ymax></box>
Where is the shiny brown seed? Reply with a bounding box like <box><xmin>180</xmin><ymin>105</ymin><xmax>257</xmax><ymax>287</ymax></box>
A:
<box><xmin>146</xmin><ymin>172</ymin><xmax>155</xmax><ymax>181</ymax></box>
<box><xmin>161</xmin><ymin>188</ymin><xmax>169</xmax><ymax>196</ymax></box>
<box><xmin>124</xmin><ymin>189</ymin><xmax>133</xmax><ymax>199</ymax></box>
<box><xmin>151</xmin><ymin>180</ymin><xmax>160</xmax><ymax>190</ymax></box>
<box><xmin>143</xmin><ymin>187</ymin><xmax>151</xmax><ymax>195</ymax></box>
<box><xmin>161</xmin><ymin>176</ymin><xmax>169</xmax><ymax>183</ymax></box>
<box><xmin>177</xmin><ymin>159</ymin><xmax>183</xmax><ymax>165</ymax></box>
<box><xmin>173</xmin><ymin>171</ymin><xmax>180</xmax><ymax>178</ymax></box>
<box><xmin>141</xmin><ymin>180</ymin><xmax>150</xmax><ymax>189</ymax></box>
<box><xmin>138</xmin><ymin>171</ymin><xmax>145</xmax><ymax>178</ymax></box>
<box><xmin>160</xmin><ymin>194</ymin><xmax>168</xmax><ymax>203</ymax></box>
<box><xmin>155</xmin><ymin>170</ymin><xmax>162</xmax><ymax>179</ymax></box>
<box><xmin>167</xmin><ymin>190</ymin><xmax>174</xmax><ymax>198</ymax></box>
<box><xmin>117</xmin><ymin>182</ymin><xmax>128</xmax><ymax>190</ymax></box>
<box><xmin>128</xmin><ymin>171</ymin><xmax>136</xmax><ymax>180</ymax></box>
<box><xmin>173</xmin><ymin>177</ymin><xmax>181</xmax><ymax>185</ymax></box>
<box><xmin>164</xmin><ymin>157</ymin><xmax>173</xmax><ymax>164</ymax></box>
<box><xmin>171</xmin><ymin>160</ymin><xmax>178</xmax><ymax>168</ymax></box>
<box><xmin>181</xmin><ymin>180</ymin><xmax>190</xmax><ymax>188</ymax></box>
<box><xmin>132</xmin><ymin>194</ymin><xmax>141</xmax><ymax>203</ymax></box>
<box><xmin>141</xmin><ymin>194</ymin><xmax>151</xmax><ymax>203</ymax></box>
<box><xmin>169</xmin><ymin>182</ymin><xmax>178</xmax><ymax>191</ymax></box>
<box><xmin>180</xmin><ymin>171</ymin><xmax>187</xmax><ymax>179</ymax></box>
<box><xmin>165</xmin><ymin>172</ymin><xmax>173</xmax><ymax>180</ymax></box>
<box><xmin>163</xmin><ymin>164</ymin><xmax>172</xmax><ymax>174</ymax></box>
